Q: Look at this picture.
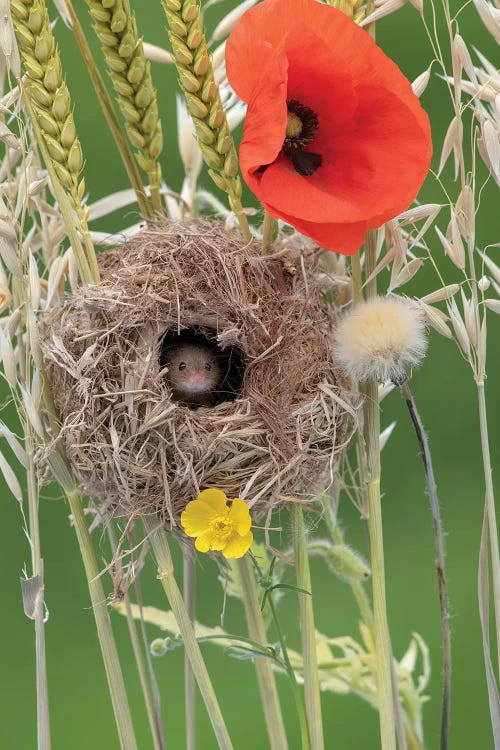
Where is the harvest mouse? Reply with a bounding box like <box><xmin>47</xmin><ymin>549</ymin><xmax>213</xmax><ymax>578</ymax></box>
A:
<box><xmin>163</xmin><ymin>341</ymin><xmax>221</xmax><ymax>407</ymax></box>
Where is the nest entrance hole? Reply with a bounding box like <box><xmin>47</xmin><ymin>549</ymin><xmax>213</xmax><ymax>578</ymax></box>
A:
<box><xmin>159</xmin><ymin>327</ymin><xmax>246</xmax><ymax>408</ymax></box>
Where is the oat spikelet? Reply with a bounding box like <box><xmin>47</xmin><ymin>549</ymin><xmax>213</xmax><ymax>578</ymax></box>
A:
<box><xmin>85</xmin><ymin>0</ymin><xmax>163</xmax><ymax>204</ymax></box>
<box><xmin>11</xmin><ymin>0</ymin><xmax>86</xmax><ymax>216</ymax></box>
<box><xmin>327</xmin><ymin>0</ymin><xmax>365</xmax><ymax>23</ymax></box>
<box><xmin>161</xmin><ymin>0</ymin><xmax>251</xmax><ymax>240</ymax></box>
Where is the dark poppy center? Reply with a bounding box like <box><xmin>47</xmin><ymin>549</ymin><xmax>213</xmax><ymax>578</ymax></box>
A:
<box><xmin>283</xmin><ymin>100</ymin><xmax>322</xmax><ymax>176</ymax></box>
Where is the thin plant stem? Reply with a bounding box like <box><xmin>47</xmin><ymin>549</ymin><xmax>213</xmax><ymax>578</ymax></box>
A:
<box><xmin>291</xmin><ymin>503</ymin><xmax>324</xmax><ymax>750</ymax></box>
<box><xmin>26</xmin><ymin>440</ymin><xmax>51</xmax><ymax>750</ymax></box>
<box><xmin>63</xmin><ymin>0</ymin><xmax>152</xmax><ymax>220</ymax></box>
<box><xmin>261</xmin><ymin>210</ymin><xmax>276</xmax><ymax>254</ymax></box>
<box><xmin>351</xmin><ymin>252</ymin><xmax>363</xmax><ymax>304</ymax></box>
<box><xmin>400</xmin><ymin>381</ymin><xmax>451</xmax><ymax>750</ymax></box>
<box><xmin>266</xmin><ymin>593</ymin><xmax>310</xmax><ymax>750</ymax></box>
<box><xmin>66</xmin><ymin>490</ymin><xmax>138</xmax><ymax>750</ymax></box>
<box><xmin>107</xmin><ymin>525</ymin><xmax>166</xmax><ymax>750</ymax></box>
<box><xmin>364</xmin><ymin>230</ymin><xmax>397</xmax><ymax>750</ymax></box>
<box><xmin>183</xmin><ymin>551</ymin><xmax>197</xmax><ymax>750</ymax></box>
<box><xmin>237</xmin><ymin>555</ymin><xmax>288</xmax><ymax>750</ymax></box>
<box><xmin>143</xmin><ymin>517</ymin><xmax>233</xmax><ymax>750</ymax></box>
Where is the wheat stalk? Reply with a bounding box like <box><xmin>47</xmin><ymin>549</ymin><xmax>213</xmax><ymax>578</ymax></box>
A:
<box><xmin>161</xmin><ymin>0</ymin><xmax>251</xmax><ymax>241</ymax></box>
<box><xmin>85</xmin><ymin>0</ymin><xmax>164</xmax><ymax>212</ymax></box>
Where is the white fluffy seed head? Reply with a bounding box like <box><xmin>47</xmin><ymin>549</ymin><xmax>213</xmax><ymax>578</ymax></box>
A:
<box><xmin>333</xmin><ymin>296</ymin><xmax>428</xmax><ymax>384</ymax></box>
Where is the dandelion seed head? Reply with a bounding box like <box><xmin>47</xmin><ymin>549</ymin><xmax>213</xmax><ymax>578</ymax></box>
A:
<box><xmin>333</xmin><ymin>296</ymin><xmax>428</xmax><ymax>384</ymax></box>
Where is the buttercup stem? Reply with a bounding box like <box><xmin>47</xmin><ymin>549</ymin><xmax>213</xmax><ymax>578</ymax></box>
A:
<box><xmin>183</xmin><ymin>551</ymin><xmax>197</xmax><ymax>750</ymax></box>
<box><xmin>401</xmin><ymin>381</ymin><xmax>451</xmax><ymax>750</ymax></box>
<box><xmin>143</xmin><ymin>518</ymin><xmax>233</xmax><ymax>750</ymax></box>
<box><xmin>291</xmin><ymin>503</ymin><xmax>325</xmax><ymax>750</ymax></box>
<box><xmin>364</xmin><ymin>231</ymin><xmax>397</xmax><ymax>750</ymax></box>
<box><xmin>266</xmin><ymin>592</ymin><xmax>310</xmax><ymax>750</ymax></box>
<box><xmin>66</xmin><ymin>490</ymin><xmax>138</xmax><ymax>750</ymax></box>
<box><xmin>237</xmin><ymin>555</ymin><xmax>289</xmax><ymax>750</ymax></box>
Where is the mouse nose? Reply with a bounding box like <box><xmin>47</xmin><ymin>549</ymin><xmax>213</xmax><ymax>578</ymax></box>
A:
<box><xmin>187</xmin><ymin>373</ymin><xmax>209</xmax><ymax>392</ymax></box>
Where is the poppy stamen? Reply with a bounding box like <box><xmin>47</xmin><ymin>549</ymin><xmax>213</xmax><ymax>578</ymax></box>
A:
<box><xmin>283</xmin><ymin>99</ymin><xmax>322</xmax><ymax>176</ymax></box>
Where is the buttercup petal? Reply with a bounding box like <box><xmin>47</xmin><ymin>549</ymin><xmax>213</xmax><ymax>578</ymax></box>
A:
<box><xmin>227</xmin><ymin>498</ymin><xmax>252</xmax><ymax>535</ymax></box>
<box><xmin>196</xmin><ymin>488</ymin><xmax>229</xmax><ymax>514</ymax></box>
<box><xmin>181</xmin><ymin>498</ymin><xmax>217</xmax><ymax>537</ymax></box>
<box><xmin>195</xmin><ymin>530</ymin><xmax>226</xmax><ymax>553</ymax></box>
<box><xmin>222</xmin><ymin>531</ymin><xmax>254</xmax><ymax>559</ymax></box>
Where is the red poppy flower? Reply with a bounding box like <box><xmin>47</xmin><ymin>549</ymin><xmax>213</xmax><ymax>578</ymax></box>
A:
<box><xmin>226</xmin><ymin>0</ymin><xmax>432</xmax><ymax>255</ymax></box>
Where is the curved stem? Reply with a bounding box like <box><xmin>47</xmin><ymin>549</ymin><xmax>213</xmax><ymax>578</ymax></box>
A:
<box><xmin>237</xmin><ymin>556</ymin><xmax>288</xmax><ymax>750</ymax></box>
<box><xmin>401</xmin><ymin>382</ymin><xmax>451</xmax><ymax>750</ymax></box>
<box><xmin>292</xmin><ymin>504</ymin><xmax>324</xmax><ymax>750</ymax></box>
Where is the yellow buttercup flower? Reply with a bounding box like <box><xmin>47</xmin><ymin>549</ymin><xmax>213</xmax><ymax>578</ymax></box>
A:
<box><xmin>180</xmin><ymin>488</ymin><xmax>253</xmax><ymax>559</ymax></box>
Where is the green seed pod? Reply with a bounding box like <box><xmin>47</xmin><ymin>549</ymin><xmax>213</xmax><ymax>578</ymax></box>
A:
<box><xmin>27</xmin><ymin>6</ymin><xmax>44</xmax><ymax>34</ymax></box>
<box><xmin>192</xmin><ymin>118</ymin><xmax>215</xmax><ymax>145</ymax></box>
<box><xmin>223</xmin><ymin>150</ymin><xmax>239</xmax><ymax>178</ymax></box>
<box><xmin>23</xmin><ymin>52</ymin><xmax>44</xmax><ymax>80</ymax></box>
<box><xmin>200</xmin><ymin>144</ymin><xmax>223</xmax><ymax>170</ymax></box>
<box><xmin>111</xmin><ymin>74</ymin><xmax>134</xmax><ymax>97</ymax></box>
<box><xmin>141</xmin><ymin>100</ymin><xmax>159</xmax><ymax>134</ymax></box>
<box><xmin>127</xmin><ymin>52</ymin><xmax>146</xmax><ymax>85</ymax></box>
<box><xmin>34</xmin><ymin>34</ymin><xmax>52</xmax><ymax>63</ymax></box>
<box><xmin>93</xmin><ymin>23</ymin><xmax>119</xmax><ymax>48</ymax></box>
<box><xmin>193</xmin><ymin>47</ymin><xmax>209</xmax><ymax>76</ymax></box>
<box><xmin>117</xmin><ymin>96</ymin><xmax>141</xmax><ymax>123</ymax></box>
<box><xmin>148</xmin><ymin>129</ymin><xmax>163</xmax><ymax>159</ymax></box>
<box><xmin>30</xmin><ymin>80</ymin><xmax>53</xmax><ymax>108</ymax></box>
<box><xmin>169</xmin><ymin>34</ymin><xmax>193</xmax><ymax>65</ymax></box>
<box><xmin>177</xmin><ymin>65</ymin><xmax>200</xmax><ymax>93</ymax></box>
<box><xmin>52</xmin><ymin>85</ymin><xmax>70</xmax><ymax>121</ymax></box>
<box><xmin>208</xmin><ymin>169</ymin><xmax>227</xmax><ymax>192</ymax></box>
<box><xmin>125</xmin><ymin>123</ymin><xmax>146</xmax><ymax>149</ymax></box>
<box><xmin>166</xmin><ymin>11</ymin><xmax>187</xmax><ymax>38</ymax></box>
<box><xmin>310</xmin><ymin>541</ymin><xmax>371</xmax><ymax>583</ymax></box>
<box><xmin>103</xmin><ymin>47</ymin><xmax>128</xmax><ymax>73</ymax></box>
<box><xmin>181</xmin><ymin>0</ymin><xmax>197</xmax><ymax>23</ymax></box>
<box><xmin>53</xmin><ymin>162</ymin><xmax>74</xmax><ymax>190</ymax></box>
<box><xmin>118</xmin><ymin>30</ymin><xmax>136</xmax><ymax>59</ymax></box>
<box><xmin>44</xmin><ymin>134</ymin><xmax>67</xmax><ymax>163</ymax></box>
<box><xmin>186</xmin><ymin>19</ymin><xmax>202</xmax><ymax>50</ymax></box>
<box><xmin>201</xmin><ymin>77</ymin><xmax>216</xmax><ymax>103</ymax></box>
<box><xmin>43</xmin><ymin>59</ymin><xmax>61</xmax><ymax>92</ymax></box>
<box><xmin>208</xmin><ymin>104</ymin><xmax>224</xmax><ymax>129</ymax></box>
<box><xmin>185</xmin><ymin>93</ymin><xmax>208</xmax><ymax>119</ymax></box>
<box><xmin>67</xmin><ymin>139</ymin><xmax>83</xmax><ymax>174</ymax></box>
<box><xmin>102</xmin><ymin>0</ymin><xmax>116</xmax><ymax>8</ymax></box>
<box><xmin>89</xmin><ymin>7</ymin><xmax>112</xmax><ymax>24</ymax></box>
<box><xmin>135</xmin><ymin>80</ymin><xmax>153</xmax><ymax>109</ymax></box>
<box><xmin>35</xmin><ymin>108</ymin><xmax>59</xmax><ymax>136</ymax></box>
<box><xmin>111</xmin><ymin>9</ymin><xmax>127</xmax><ymax>34</ymax></box>
<box><xmin>217</xmin><ymin>131</ymin><xmax>232</xmax><ymax>156</ymax></box>
<box><xmin>60</xmin><ymin>114</ymin><xmax>77</xmax><ymax>148</ymax></box>
<box><xmin>164</xmin><ymin>0</ymin><xmax>181</xmax><ymax>11</ymax></box>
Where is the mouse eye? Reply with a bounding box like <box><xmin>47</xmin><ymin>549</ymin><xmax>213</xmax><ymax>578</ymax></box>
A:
<box><xmin>205</xmin><ymin>362</ymin><xmax>212</xmax><ymax>372</ymax></box>
<box><xmin>178</xmin><ymin>362</ymin><xmax>187</xmax><ymax>371</ymax></box>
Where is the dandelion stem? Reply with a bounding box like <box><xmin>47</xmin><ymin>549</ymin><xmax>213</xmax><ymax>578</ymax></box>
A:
<box><xmin>261</xmin><ymin>210</ymin><xmax>276</xmax><ymax>254</ymax></box>
<box><xmin>364</xmin><ymin>230</ymin><xmax>397</xmax><ymax>750</ymax></box>
<box><xmin>266</xmin><ymin>592</ymin><xmax>310</xmax><ymax>750</ymax></box>
<box><xmin>292</xmin><ymin>503</ymin><xmax>324</xmax><ymax>750</ymax></box>
<box><xmin>400</xmin><ymin>381</ymin><xmax>451</xmax><ymax>750</ymax></box>
<box><xmin>237</xmin><ymin>555</ymin><xmax>288</xmax><ymax>750</ymax></box>
<box><xmin>143</xmin><ymin>518</ymin><xmax>233</xmax><ymax>750</ymax></box>
<box><xmin>183</xmin><ymin>551</ymin><xmax>197</xmax><ymax>750</ymax></box>
<box><xmin>63</xmin><ymin>0</ymin><xmax>152</xmax><ymax>219</ymax></box>
<box><xmin>66</xmin><ymin>490</ymin><xmax>138</xmax><ymax>750</ymax></box>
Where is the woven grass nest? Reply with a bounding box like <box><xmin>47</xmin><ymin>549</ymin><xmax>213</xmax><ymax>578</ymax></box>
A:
<box><xmin>43</xmin><ymin>219</ymin><xmax>354</xmax><ymax>527</ymax></box>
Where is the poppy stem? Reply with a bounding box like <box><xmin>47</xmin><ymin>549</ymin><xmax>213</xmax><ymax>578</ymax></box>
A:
<box><xmin>292</xmin><ymin>503</ymin><xmax>325</xmax><ymax>750</ymax></box>
<box><xmin>237</xmin><ymin>555</ymin><xmax>289</xmax><ymax>750</ymax></box>
<box><xmin>400</xmin><ymin>381</ymin><xmax>451</xmax><ymax>750</ymax></box>
<box><xmin>144</xmin><ymin>517</ymin><xmax>234</xmax><ymax>750</ymax></box>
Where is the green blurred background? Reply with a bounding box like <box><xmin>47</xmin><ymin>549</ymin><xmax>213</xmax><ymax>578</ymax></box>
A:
<box><xmin>1</xmin><ymin>1</ymin><xmax>499</xmax><ymax>748</ymax></box>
